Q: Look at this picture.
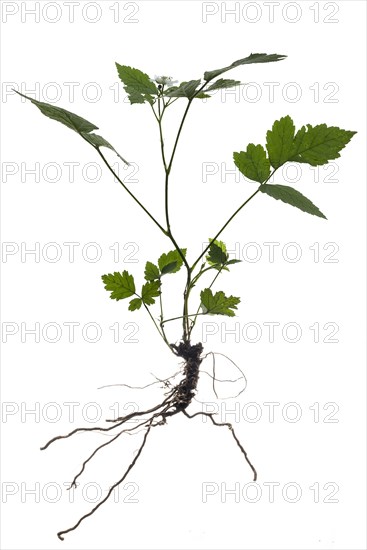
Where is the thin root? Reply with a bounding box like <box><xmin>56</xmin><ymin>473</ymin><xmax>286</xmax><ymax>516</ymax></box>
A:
<box><xmin>183</xmin><ymin>409</ymin><xmax>257</xmax><ymax>481</ymax></box>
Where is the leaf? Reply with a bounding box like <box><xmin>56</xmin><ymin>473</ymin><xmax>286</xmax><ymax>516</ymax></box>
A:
<box><xmin>158</xmin><ymin>249</ymin><xmax>187</xmax><ymax>275</ymax></box>
<box><xmin>204</xmin><ymin>53</ymin><xmax>286</xmax><ymax>81</ymax></box>
<box><xmin>194</xmin><ymin>92</ymin><xmax>212</xmax><ymax>99</ymax></box>
<box><xmin>260</xmin><ymin>184</ymin><xmax>327</xmax><ymax>219</ymax></box>
<box><xmin>290</xmin><ymin>123</ymin><xmax>357</xmax><ymax>166</ymax></box>
<box><xmin>233</xmin><ymin>144</ymin><xmax>270</xmax><ymax>183</ymax></box>
<box><xmin>81</xmin><ymin>132</ymin><xmax>129</xmax><ymax>164</ymax></box>
<box><xmin>265</xmin><ymin>116</ymin><xmax>356</xmax><ymax>168</ymax></box>
<box><xmin>164</xmin><ymin>80</ymin><xmax>201</xmax><ymax>99</ymax></box>
<box><xmin>227</xmin><ymin>259</ymin><xmax>242</xmax><ymax>266</ymax></box>
<box><xmin>206</xmin><ymin>79</ymin><xmax>241</xmax><ymax>91</ymax></box>
<box><xmin>144</xmin><ymin>261</ymin><xmax>160</xmax><ymax>281</ymax></box>
<box><xmin>101</xmin><ymin>270</ymin><xmax>136</xmax><ymax>301</ymax></box>
<box><xmin>200</xmin><ymin>288</ymin><xmax>240</xmax><ymax>317</ymax></box>
<box><xmin>141</xmin><ymin>280</ymin><xmax>161</xmax><ymax>306</ymax></box>
<box><xmin>266</xmin><ymin>115</ymin><xmax>295</xmax><ymax>169</ymax></box>
<box><xmin>14</xmin><ymin>90</ymin><xmax>98</xmax><ymax>133</ymax></box>
<box><xmin>128</xmin><ymin>298</ymin><xmax>142</xmax><ymax>311</ymax></box>
<box><xmin>15</xmin><ymin>91</ymin><xmax>129</xmax><ymax>164</ymax></box>
<box><xmin>206</xmin><ymin>239</ymin><xmax>228</xmax><ymax>266</ymax></box>
<box><xmin>115</xmin><ymin>64</ymin><xmax>158</xmax><ymax>104</ymax></box>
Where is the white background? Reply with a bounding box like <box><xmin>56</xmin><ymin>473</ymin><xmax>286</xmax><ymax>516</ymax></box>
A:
<box><xmin>1</xmin><ymin>1</ymin><xmax>366</xmax><ymax>549</ymax></box>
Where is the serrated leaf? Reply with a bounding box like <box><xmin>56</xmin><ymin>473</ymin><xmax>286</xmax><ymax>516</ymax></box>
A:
<box><xmin>289</xmin><ymin>123</ymin><xmax>357</xmax><ymax>166</ymax></box>
<box><xmin>206</xmin><ymin>79</ymin><xmax>241</xmax><ymax>91</ymax></box>
<box><xmin>200</xmin><ymin>288</ymin><xmax>240</xmax><ymax>317</ymax></box>
<box><xmin>116</xmin><ymin>64</ymin><xmax>158</xmax><ymax>104</ymax></box>
<box><xmin>144</xmin><ymin>261</ymin><xmax>160</xmax><ymax>281</ymax></box>
<box><xmin>81</xmin><ymin>133</ymin><xmax>129</xmax><ymax>164</ymax></box>
<box><xmin>116</xmin><ymin>64</ymin><xmax>157</xmax><ymax>94</ymax></box>
<box><xmin>233</xmin><ymin>144</ymin><xmax>271</xmax><ymax>183</ymax></box>
<box><xmin>206</xmin><ymin>239</ymin><xmax>228</xmax><ymax>266</ymax></box>
<box><xmin>128</xmin><ymin>298</ymin><xmax>142</xmax><ymax>311</ymax></box>
<box><xmin>15</xmin><ymin>91</ymin><xmax>129</xmax><ymax>165</ymax></box>
<box><xmin>14</xmin><ymin>90</ymin><xmax>98</xmax><ymax>133</ymax></box>
<box><xmin>194</xmin><ymin>92</ymin><xmax>212</xmax><ymax>99</ymax></box>
<box><xmin>266</xmin><ymin>115</ymin><xmax>295</xmax><ymax>169</ymax></box>
<box><xmin>260</xmin><ymin>184</ymin><xmax>326</xmax><ymax>219</ymax></box>
<box><xmin>101</xmin><ymin>270</ymin><xmax>136</xmax><ymax>301</ymax></box>
<box><xmin>265</xmin><ymin>117</ymin><xmax>356</xmax><ymax>169</ymax></box>
<box><xmin>158</xmin><ymin>249</ymin><xmax>187</xmax><ymax>275</ymax></box>
<box><xmin>141</xmin><ymin>280</ymin><xmax>161</xmax><ymax>306</ymax></box>
<box><xmin>227</xmin><ymin>259</ymin><xmax>242</xmax><ymax>265</ymax></box>
<box><xmin>165</xmin><ymin>80</ymin><xmax>201</xmax><ymax>99</ymax></box>
<box><xmin>204</xmin><ymin>53</ymin><xmax>286</xmax><ymax>81</ymax></box>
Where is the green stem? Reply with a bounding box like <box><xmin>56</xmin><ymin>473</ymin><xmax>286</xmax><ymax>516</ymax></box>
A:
<box><xmin>189</xmin><ymin>264</ymin><xmax>226</xmax><ymax>337</ymax></box>
<box><xmin>94</xmin><ymin>146</ymin><xmax>168</xmax><ymax>237</ymax></box>
<box><xmin>154</xmin><ymin>82</ymin><xmax>210</xmax><ymax>342</ymax></box>
<box><xmin>161</xmin><ymin>312</ymin><xmax>207</xmax><ymax>326</ymax></box>
<box><xmin>142</xmin><ymin>303</ymin><xmax>172</xmax><ymax>352</ymax></box>
<box><xmin>190</xmin><ymin>170</ymin><xmax>276</xmax><ymax>272</ymax></box>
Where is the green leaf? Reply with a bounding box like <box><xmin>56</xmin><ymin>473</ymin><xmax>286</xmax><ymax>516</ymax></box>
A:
<box><xmin>128</xmin><ymin>297</ymin><xmax>142</xmax><ymax>311</ymax></box>
<box><xmin>101</xmin><ymin>270</ymin><xmax>136</xmax><ymax>300</ymax></box>
<box><xmin>233</xmin><ymin>144</ymin><xmax>271</xmax><ymax>183</ymax></box>
<box><xmin>290</xmin><ymin>123</ymin><xmax>357</xmax><ymax>166</ymax></box>
<box><xmin>227</xmin><ymin>259</ymin><xmax>242</xmax><ymax>266</ymax></box>
<box><xmin>14</xmin><ymin>90</ymin><xmax>98</xmax><ymax>133</ymax></box>
<box><xmin>144</xmin><ymin>261</ymin><xmax>160</xmax><ymax>281</ymax></box>
<box><xmin>206</xmin><ymin>239</ymin><xmax>228</xmax><ymax>266</ymax></box>
<box><xmin>204</xmin><ymin>53</ymin><xmax>286</xmax><ymax>81</ymax></box>
<box><xmin>266</xmin><ymin>115</ymin><xmax>295</xmax><ymax>169</ymax></box>
<box><xmin>141</xmin><ymin>280</ymin><xmax>161</xmax><ymax>306</ymax></box>
<box><xmin>200</xmin><ymin>288</ymin><xmax>240</xmax><ymax>317</ymax></box>
<box><xmin>265</xmin><ymin>116</ymin><xmax>356</xmax><ymax>169</ymax></box>
<box><xmin>206</xmin><ymin>79</ymin><xmax>241</xmax><ymax>92</ymax></box>
<box><xmin>164</xmin><ymin>80</ymin><xmax>201</xmax><ymax>99</ymax></box>
<box><xmin>81</xmin><ymin>132</ymin><xmax>129</xmax><ymax>164</ymax></box>
<box><xmin>158</xmin><ymin>249</ymin><xmax>187</xmax><ymax>275</ymax></box>
<box><xmin>194</xmin><ymin>92</ymin><xmax>212</xmax><ymax>99</ymax></box>
<box><xmin>15</xmin><ymin>91</ymin><xmax>129</xmax><ymax>165</ymax></box>
<box><xmin>115</xmin><ymin>64</ymin><xmax>158</xmax><ymax>104</ymax></box>
<box><xmin>260</xmin><ymin>184</ymin><xmax>327</xmax><ymax>219</ymax></box>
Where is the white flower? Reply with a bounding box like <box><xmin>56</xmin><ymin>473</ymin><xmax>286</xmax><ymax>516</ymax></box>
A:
<box><xmin>153</xmin><ymin>75</ymin><xmax>178</xmax><ymax>87</ymax></box>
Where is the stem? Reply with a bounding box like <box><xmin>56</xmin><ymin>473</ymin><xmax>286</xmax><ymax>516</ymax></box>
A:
<box><xmin>154</xmin><ymin>81</ymin><xmax>209</xmax><ymax>341</ymax></box>
<box><xmin>94</xmin><ymin>146</ymin><xmax>167</xmax><ymax>237</ymax></box>
<box><xmin>191</xmin><ymin>169</ymin><xmax>275</xmax><ymax>272</ymax></box>
<box><xmin>142</xmin><ymin>302</ymin><xmax>171</xmax><ymax>352</ymax></box>
<box><xmin>157</xmin><ymin>99</ymin><xmax>168</xmax><ymax>172</ymax></box>
<box><xmin>189</xmin><ymin>265</ymin><xmax>226</xmax><ymax>337</ymax></box>
<box><xmin>161</xmin><ymin>312</ymin><xmax>207</xmax><ymax>326</ymax></box>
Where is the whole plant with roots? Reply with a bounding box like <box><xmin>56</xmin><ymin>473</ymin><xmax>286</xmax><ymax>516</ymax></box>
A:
<box><xmin>15</xmin><ymin>53</ymin><xmax>356</xmax><ymax>540</ymax></box>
